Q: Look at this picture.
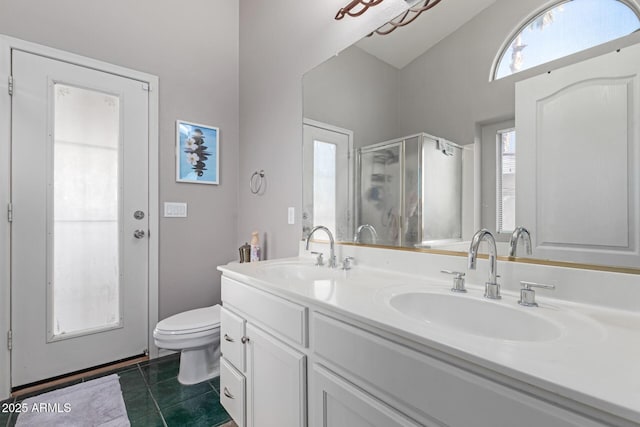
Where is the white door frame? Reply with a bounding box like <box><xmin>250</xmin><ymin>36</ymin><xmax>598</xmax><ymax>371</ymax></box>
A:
<box><xmin>0</xmin><ymin>34</ymin><xmax>160</xmax><ymax>399</ymax></box>
<box><xmin>302</xmin><ymin>118</ymin><xmax>355</xmax><ymax>240</ymax></box>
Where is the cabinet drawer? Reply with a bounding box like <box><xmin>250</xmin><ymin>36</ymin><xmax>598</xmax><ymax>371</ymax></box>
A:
<box><xmin>221</xmin><ymin>306</ymin><xmax>246</xmax><ymax>372</ymax></box>
<box><xmin>312</xmin><ymin>364</ymin><xmax>425</xmax><ymax>427</ymax></box>
<box><xmin>313</xmin><ymin>312</ymin><xmax>603</xmax><ymax>427</ymax></box>
<box><xmin>220</xmin><ymin>357</ymin><xmax>246</xmax><ymax>427</ymax></box>
<box><xmin>222</xmin><ymin>276</ymin><xmax>307</xmax><ymax>347</ymax></box>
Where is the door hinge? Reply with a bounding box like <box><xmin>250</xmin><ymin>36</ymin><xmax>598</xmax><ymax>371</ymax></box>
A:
<box><xmin>8</xmin><ymin>75</ymin><xmax>13</xmax><ymax>96</ymax></box>
<box><xmin>7</xmin><ymin>330</ymin><xmax>12</xmax><ymax>351</ymax></box>
<box><xmin>7</xmin><ymin>203</ymin><xmax>12</xmax><ymax>223</ymax></box>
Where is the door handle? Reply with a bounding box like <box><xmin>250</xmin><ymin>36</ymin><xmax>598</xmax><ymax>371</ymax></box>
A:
<box><xmin>224</xmin><ymin>334</ymin><xmax>234</xmax><ymax>342</ymax></box>
<box><xmin>133</xmin><ymin>229</ymin><xmax>146</xmax><ymax>239</ymax></box>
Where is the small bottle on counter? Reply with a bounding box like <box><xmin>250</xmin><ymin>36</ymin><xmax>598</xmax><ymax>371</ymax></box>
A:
<box><xmin>250</xmin><ymin>231</ymin><xmax>261</xmax><ymax>262</ymax></box>
<box><xmin>239</xmin><ymin>242</ymin><xmax>251</xmax><ymax>263</ymax></box>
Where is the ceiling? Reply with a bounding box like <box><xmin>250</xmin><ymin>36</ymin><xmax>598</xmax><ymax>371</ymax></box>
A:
<box><xmin>355</xmin><ymin>0</ymin><xmax>498</xmax><ymax>69</ymax></box>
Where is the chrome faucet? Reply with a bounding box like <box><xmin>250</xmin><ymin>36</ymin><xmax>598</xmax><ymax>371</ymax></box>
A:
<box><xmin>306</xmin><ymin>225</ymin><xmax>337</xmax><ymax>268</ymax></box>
<box><xmin>509</xmin><ymin>226</ymin><xmax>532</xmax><ymax>257</ymax></box>
<box><xmin>353</xmin><ymin>224</ymin><xmax>378</xmax><ymax>244</ymax></box>
<box><xmin>468</xmin><ymin>229</ymin><xmax>500</xmax><ymax>299</ymax></box>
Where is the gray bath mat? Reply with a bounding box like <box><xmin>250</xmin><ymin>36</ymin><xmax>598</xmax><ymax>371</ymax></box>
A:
<box><xmin>16</xmin><ymin>374</ymin><xmax>130</xmax><ymax>427</ymax></box>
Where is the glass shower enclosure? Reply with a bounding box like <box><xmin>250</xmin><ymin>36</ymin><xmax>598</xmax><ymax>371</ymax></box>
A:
<box><xmin>357</xmin><ymin>133</ymin><xmax>463</xmax><ymax>248</ymax></box>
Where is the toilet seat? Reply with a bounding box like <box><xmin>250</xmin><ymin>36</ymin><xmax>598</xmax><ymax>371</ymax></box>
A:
<box><xmin>155</xmin><ymin>305</ymin><xmax>221</xmax><ymax>335</ymax></box>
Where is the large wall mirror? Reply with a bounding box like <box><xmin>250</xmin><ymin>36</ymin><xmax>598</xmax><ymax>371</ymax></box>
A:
<box><xmin>302</xmin><ymin>0</ymin><xmax>640</xmax><ymax>272</ymax></box>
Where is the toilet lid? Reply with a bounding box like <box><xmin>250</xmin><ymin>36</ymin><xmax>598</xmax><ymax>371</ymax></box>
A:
<box><xmin>155</xmin><ymin>304</ymin><xmax>221</xmax><ymax>334</ymax></box>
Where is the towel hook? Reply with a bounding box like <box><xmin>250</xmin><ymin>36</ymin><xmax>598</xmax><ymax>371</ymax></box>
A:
<box><xmin>250</xmin><ymin>170</ymin><xmax>265</xmax><ymax>194</ymax></box>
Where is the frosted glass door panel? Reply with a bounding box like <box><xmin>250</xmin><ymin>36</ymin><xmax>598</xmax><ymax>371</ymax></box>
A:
<box><xmin>358</xmin><ymin>143</ymin><xmax>402</xmax><ymax>246</ymax></box>
<box><xmin>422</xmin><ymin>138</ymin><xmax>462</xmax><ymax>243</ymax></box>
<box><xmin>313</xmin><ymin>140</ymin><xmax>337</xmax><ymax>237</ymax></box>
<box><xmin>403</xmin><ymin>136</ymin><xmax>421</xmax><ymax>247</ymax></box>
<box><xmin>51</xmin><ymin>84</ymin><xmax>121</xmax><ymax>339</ymax></box>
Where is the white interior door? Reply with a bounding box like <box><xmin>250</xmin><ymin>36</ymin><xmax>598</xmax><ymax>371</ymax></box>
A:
<box><xmin>11</xmin><ymin>50</ymin><xmax>149</xmax><ymax>386</ymax></box>
<box><xmin>303</xmin><ymin>120</ymin><xmax>353</xmax><ymax>241</ymax></box>
<box><xmin>516</xmin><ymin>44</ymin><xmax>640</xmax><ymax>267</ymax></box>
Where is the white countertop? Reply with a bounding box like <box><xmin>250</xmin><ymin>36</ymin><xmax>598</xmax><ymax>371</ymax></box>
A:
<box><xmin>218</xmin><ymin>254</ymin><xmax>640</xmax><ymax>424</ymax></box>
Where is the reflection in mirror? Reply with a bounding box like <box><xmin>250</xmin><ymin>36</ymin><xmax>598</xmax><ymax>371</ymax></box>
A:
<box><xmin>493</xmin><ymin>0</ymin><xmax>640</xmax><ymax>79</ymax></box>
<box><xmin>302</xmin><ymin>120</ymin><xmax>353</xmax><ymax>241</ymax></box>
<box><xmin>303</xmin><ymin>0</ymin><xmax>640</xmax><ymax>270</ymax></box>
<box><xmin>357</xmin><ymin>134</ymin><xmax>464</xmax><ymax>248</ymax></box>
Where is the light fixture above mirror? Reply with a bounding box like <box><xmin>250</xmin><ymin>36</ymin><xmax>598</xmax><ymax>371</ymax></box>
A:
<box><xmin>369</xmin><ymin>0</ymin><xmax>443</xmax><ymax>36</ymax></box>
<box><xmin>335</xmin><ymin>0</ymin><xmax>386</xmax><ymax>21</ymax></box>
<box><xmin>335</xmin><ymin>0</ymin><xmax>444</xmax><ymax>37</ymax></box>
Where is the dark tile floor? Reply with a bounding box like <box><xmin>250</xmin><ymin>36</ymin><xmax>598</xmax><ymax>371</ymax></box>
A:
<box><xmin>0</xmin><ymin>354</ymin><xmax>233</xmax><ymax>427</ymax></box>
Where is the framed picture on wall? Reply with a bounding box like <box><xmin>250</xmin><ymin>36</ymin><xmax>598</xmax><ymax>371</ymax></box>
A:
<box><xmin>176</xmin><ymin>120</ymin><xmax>219</xmax><ymax>184</ymax></box>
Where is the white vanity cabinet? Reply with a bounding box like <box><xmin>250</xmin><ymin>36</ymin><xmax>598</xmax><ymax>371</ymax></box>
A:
<box><xmin>311</xmin><ymin>312</ymin><xmax>605</xmax><ymax>427</ymax></box>
<box><xmin>220</xmin><ymin>276</ymin><xmax>308</xmax><ymax>427</ymax></box>
<box><xmin>219</xmin><ymin>271</ymin><xmax>626</xmax><ymax>427</ymax></box>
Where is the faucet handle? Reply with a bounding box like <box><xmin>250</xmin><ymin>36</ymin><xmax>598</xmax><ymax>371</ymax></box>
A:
<box><xmin>342</xmin><ymin>256</ymin><xmax>355</xmax><ymax>270</ymax></box>
<box><xmin>310</xmin><ymin>251</ymin><xmax>324</xmax><ymax>266</ymax></box>
<box><xmin>440</xmin><ymin>269</ymin><xmax>465</xmax><ymax>278</ymax></box>
<box><xmin>440</xmin><ymin>270</ymin><xmax>466</xmax><ymax>293</ymax></box>
<box><xmin>518</xmin><ymin>281</ymin><xmax>555</xmax><ymax>307</ymax></box>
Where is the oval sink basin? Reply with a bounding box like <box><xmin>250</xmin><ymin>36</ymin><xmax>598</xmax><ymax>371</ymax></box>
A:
<box><xmin>259</xmin><ymin>263</ymin><xmax>343</xmax><ymax>281</ymax></box>
<box><xmin>389</xmin><ymin>292</ymin><xmax>562</xmax><ymax>342</ymax></box>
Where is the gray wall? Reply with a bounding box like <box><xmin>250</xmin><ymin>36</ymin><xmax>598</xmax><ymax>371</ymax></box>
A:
<box><xmin>0</xmin><ymin>0</ymin><xmax>240</xmax><ymax>319</ymax></box>
<box><xmin>303</xmin><ymin>46</ymin><xmax>399</xmax><ymax>148</ymax></box>
<box><xmin>239</xmin><ymin>0</ymin><xmax>410</xmax><ymax>258</ymax></box>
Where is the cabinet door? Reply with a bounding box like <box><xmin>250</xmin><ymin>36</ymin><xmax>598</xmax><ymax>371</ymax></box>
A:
<box><xmin>311</xmin><ymin>364</ymin><xmax>427</xmax><ymax>427</ymax></box>
<box><xmin>221</xmin><ymin>306</ymin><xmax>246</xmax><ymax>372</ymax></box>
<box><xmin>246</xmin><ymin>323</ymin><xmax>306</xmax><ymax>427</ymax></box>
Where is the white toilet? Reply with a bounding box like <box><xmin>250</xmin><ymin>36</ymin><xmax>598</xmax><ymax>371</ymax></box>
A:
<box><xmin>153</xmin><ymin>304</ymin><xmax>222</xmax><ymax>385</ymax></box>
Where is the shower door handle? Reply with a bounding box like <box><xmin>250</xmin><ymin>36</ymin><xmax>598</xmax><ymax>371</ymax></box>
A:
<box><xmin>133</xmin><ymin>229</ymin><xmax>146</xmax><ymax>239</ymax></box>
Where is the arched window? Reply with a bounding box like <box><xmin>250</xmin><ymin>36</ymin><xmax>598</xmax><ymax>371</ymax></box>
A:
<box><xmin>493</xmin><ymin>0</ymin><xmax>640</xmax><ymax>80</ymax></box>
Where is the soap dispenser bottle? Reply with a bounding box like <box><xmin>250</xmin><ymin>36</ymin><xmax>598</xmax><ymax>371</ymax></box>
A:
<box><xmin>250</xmin><ymin>232</ymin><xmax>261</xmax><ymax>262</ymax></box>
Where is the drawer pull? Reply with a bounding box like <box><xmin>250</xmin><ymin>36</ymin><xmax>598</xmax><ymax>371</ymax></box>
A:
<box><xmin>223</xmin><ymin>387</ymin><xmax>234</xmax><ymax>399</ymax></box>
<box><xmin>241</xmin><ymin>336</ymin><xmax>250</xmax><ymax>344</ymax></box>
<box><xmin>224</xmin><ymin>334</ymin><xmax>235</xmax><ymax>342</ymax></box>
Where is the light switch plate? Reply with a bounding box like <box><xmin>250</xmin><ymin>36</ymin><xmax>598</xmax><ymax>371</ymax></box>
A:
<box><xmin>288</xmin><ymin>207</ymin><xmax>295</xmax><ymax>225</ymax></box>
<box><xmin>164</xmin><ymin>202</ymin><xmax>187</xmax><ymax>218</ymax></box>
